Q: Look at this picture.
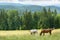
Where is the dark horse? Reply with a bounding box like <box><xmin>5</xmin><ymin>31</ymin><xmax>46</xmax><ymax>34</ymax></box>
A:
<box><xmin>40</xmin><ymin>28</ymin><xmax>54</xmax><ymax>35</ymax></box>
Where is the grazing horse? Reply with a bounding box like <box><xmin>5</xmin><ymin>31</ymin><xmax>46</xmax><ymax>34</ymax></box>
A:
<box><xmin>40</xmin><ymin>28</ymin><xmax>54</xmax><ymax>36</ymax></box>
<box><xmin>30</xmin><ymin>29</ymin><xmax>38</xmax><ymax>35</ymax></box>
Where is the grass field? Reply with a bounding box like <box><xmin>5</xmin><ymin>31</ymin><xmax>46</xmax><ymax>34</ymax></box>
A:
<box><xmin>0</xmin><ymin>29</ymin><xmax>60</xmax><ymax>40</ymax></box>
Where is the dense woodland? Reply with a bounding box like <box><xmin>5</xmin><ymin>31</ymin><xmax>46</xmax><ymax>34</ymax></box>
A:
<box><xmin>0</xmin><ymin>7</ymin><xmax>60</xmax><ymax>30</ymax></box>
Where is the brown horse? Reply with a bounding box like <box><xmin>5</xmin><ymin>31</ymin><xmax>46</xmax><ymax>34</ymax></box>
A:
<box><xmin>40</xmin><ymin>28</ymin><xmax>54</xmax><ymax>36</ymax></box>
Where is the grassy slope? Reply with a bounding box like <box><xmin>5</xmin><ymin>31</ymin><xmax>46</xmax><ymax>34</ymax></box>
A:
<box><xmin>0</xmin><ymin>29</ymin><xmax>60</xmax><ymax>40</ymax></box>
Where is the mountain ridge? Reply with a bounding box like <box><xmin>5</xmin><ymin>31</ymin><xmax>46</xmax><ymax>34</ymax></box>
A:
<box><xmin>0</xmin><ymin>3</ymin><xmax>60</xmax><ymax>13</ymax></box>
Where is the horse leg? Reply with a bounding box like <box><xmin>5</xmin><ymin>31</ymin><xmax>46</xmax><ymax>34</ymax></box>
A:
<box><xmin>43</xmin><ymin>33</ymin><xmax>45</xmax><ymax>36</ymax></box>
<box><xmin>33</xmin><ymin>32</ymin><xmax>35</xmax><ymax>35</ymax></box>
<box><xmin>40</xmin><ymin>32</ymin><xmax>42</xmax><ymax>36</ymax></box>
<box><xmin>49</xmin><ymin>31</ymin><xmax>51</xmax><ymax>35</ymax></box>
<box><xmin>31</xmin><ymin>32</ymin><xmax>33</xmax><ymax>35</ymax></box>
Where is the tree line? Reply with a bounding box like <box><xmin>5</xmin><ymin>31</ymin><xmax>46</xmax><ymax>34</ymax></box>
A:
<box><xmin>0</xmin><ymin>7</ymin><xmax>60</xmax><ymax>30</ymax></box>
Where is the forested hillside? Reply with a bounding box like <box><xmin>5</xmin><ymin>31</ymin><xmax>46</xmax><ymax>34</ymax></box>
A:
<box><xmin>0</xmin><ymin>7</ymin><xmax>60</xmax><ymax>30</ymax></box>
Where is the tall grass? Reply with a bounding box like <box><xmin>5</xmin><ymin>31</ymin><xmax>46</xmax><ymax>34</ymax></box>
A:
<box><xmin>0</xmin><ymin>32</ymin><xmax>60</xmax><ymax>40</ymax></box>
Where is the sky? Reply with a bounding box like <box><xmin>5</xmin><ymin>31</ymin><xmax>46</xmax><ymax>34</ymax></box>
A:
<box><xmin>0</xmin><ymin>0</ymin><xmax>60</xmax><ymax>6</ymax></box>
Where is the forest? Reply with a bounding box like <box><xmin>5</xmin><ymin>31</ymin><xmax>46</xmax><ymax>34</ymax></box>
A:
<box><xmin>0</xmin><ymin>7</ymin><xmax>60</xmax><ymax>30</ymax></box>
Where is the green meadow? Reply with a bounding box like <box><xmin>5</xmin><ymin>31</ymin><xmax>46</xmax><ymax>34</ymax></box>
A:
<box><xmin>0</xmin><ymin>29</ymin><xmax>60</xmax><ymax>40</ymax></box>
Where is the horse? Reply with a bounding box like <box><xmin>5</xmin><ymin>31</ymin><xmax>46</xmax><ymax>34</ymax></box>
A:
<box><xmin>30</xmin><ymin>29</ymin><xmax>38</xmax><ymax>35</ymax></box>
<box><xmin>40</xmin><ymin>28</ymin><xmax>54</xmax><ymax>36</ymax></box>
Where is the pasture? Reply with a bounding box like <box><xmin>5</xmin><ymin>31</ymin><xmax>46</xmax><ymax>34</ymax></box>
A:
<box><xmin>0</xmin><ymin>29</ymin><xmax>60</xmax><ymax>40</ymax></box>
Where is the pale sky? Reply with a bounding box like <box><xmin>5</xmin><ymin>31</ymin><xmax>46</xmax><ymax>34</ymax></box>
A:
<box><xmin>0</xmin><ymin>0</ymin><xmax>60</xmax><ymax>6</ymax></box>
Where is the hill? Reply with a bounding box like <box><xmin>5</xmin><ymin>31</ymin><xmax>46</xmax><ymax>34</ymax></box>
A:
<box><xmin>0</xmin><ymin>3</ymin><xmax>60</xmax><ymax>13</ymax></box>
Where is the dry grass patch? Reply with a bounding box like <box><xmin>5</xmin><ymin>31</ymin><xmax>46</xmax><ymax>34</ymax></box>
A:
<box><xmin>0</xmin><ymin>29</ymin><xmax>60</xmax><ymax>36</ymax></box>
